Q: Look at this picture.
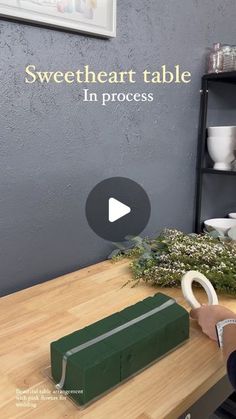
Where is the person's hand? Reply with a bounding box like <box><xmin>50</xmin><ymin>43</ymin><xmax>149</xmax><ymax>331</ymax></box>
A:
<box><xmin>190</xmin><ymin>305</ymin><xmax>236</xmax><ymax>341</ymax></box>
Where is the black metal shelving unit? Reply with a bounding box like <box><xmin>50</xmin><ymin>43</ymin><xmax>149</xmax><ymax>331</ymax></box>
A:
<box><xmin>194</xmin><ymin>71</ymin><xmax>236</xmax><ymax>233</ymax></box>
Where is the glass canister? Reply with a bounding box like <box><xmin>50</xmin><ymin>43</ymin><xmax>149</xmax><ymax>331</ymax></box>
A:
<box><xmin>208</xmin><ymin>43</ymin><xmax>223</xmax><ymax>73</ymax></box>
<box><xmin>222</xmin><ymin>45</ymin><xmax>234</xmax><ymax>72</ymax></box>
<box><xmin>233</xmin><ymin>46</ymin><xmax>236</xmax><ymax>71</ymax></box>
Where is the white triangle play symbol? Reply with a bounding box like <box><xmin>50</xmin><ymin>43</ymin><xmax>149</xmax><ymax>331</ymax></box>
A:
<box><xmin>108</xmin><ymin>198</ymin><xmax>131</xmax><ymax>223</ymax></box>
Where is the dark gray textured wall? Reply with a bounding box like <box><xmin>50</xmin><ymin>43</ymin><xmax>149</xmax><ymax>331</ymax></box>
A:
<box><xmin>1</xmin><ymin>0</ymin><xmax>236</xmax><ymax>295</ymax></box>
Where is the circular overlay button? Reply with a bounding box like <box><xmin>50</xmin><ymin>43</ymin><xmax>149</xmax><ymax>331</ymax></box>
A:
<box><xmin>85</xmin><ymin>177</ymin><xmax>151</xmax><ymax>242</ymax></box>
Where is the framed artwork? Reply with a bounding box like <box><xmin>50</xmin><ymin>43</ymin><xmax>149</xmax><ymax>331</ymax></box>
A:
<box><xmin>0</xmin><ymin>0</ymin><xmax>116</xmax><ymax>37</ymax></box>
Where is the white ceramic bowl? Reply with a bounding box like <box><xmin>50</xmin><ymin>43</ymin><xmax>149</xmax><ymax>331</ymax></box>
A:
<box><xmin>204</xmin><ymin>218</ymin><xmax>236</xmax><ymax>234</ymax></box>
<box><xmin>208</xmin><ymin>126</ymin><xmax>236</xmax><ymax>137</ymax></box>
<box><xmin>229</xmin><ymin>213</ymin><xmax>236</xmax><ymax>219</ymax></box>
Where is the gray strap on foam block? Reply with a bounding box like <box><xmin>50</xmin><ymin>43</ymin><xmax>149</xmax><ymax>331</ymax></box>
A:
<box><xmin>56</xmin><ymin>298</ymin><xmax>176</xmax><ymax>389</ymax></box>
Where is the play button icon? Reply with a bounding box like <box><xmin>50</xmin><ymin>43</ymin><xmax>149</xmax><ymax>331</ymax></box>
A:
<box><xmin>108</xmin><ymin>198</ymin><xmax>131</xmax><ymax>223</ymax></box>
<box><xmin>86</xmin><ymin>177</ymin><xmax>151</xmax><ymax>242</ymax></box>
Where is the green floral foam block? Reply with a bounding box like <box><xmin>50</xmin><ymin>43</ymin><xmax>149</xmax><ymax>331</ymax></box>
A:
<box><xmin>50</xmin><ymin>293</ymin><xmax>189</xmax><ymax>406</ymax></box>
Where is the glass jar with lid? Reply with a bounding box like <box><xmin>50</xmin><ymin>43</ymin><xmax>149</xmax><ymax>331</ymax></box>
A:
<box><xmin>208</xmin><ymin>43</ymin><xmax>223</xmax><ymax>73</ymax></box>
<box><xmin>222</xmin><ymin>45</ymin><xmax>234</xmax><ymax>72</ymax></box>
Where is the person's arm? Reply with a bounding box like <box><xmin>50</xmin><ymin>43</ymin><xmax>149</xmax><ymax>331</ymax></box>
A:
<box><xmin>221</xmin><ymin>323</ymin><xmax>236</xmax><ymax>390</ymax></box>
<box><xmin>223</xmin><ymin>323</ymin><xmax>236</xmax><ymax>360</ymax></box>
<box><xmin>190</xmin><ymin>305</ymin><xmax>236</xmax><ymax>389</ymax></box>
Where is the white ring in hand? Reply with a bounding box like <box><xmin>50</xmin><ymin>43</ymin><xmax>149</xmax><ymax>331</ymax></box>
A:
<box><xmin>181</xmin><ymin>271</ymin><xmax>219</xmax><ymax>309</ymax></box>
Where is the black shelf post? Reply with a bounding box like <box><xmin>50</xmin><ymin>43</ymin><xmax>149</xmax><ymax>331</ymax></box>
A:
<box><xmin>194</xmin><ymin>71</ymin><xmax>236</xmax><ymax>233</ymax></box>
<box><xmin>195</xmin><ymin>78</ymin><xmax>209</xmax><ymax>233</ymax></box>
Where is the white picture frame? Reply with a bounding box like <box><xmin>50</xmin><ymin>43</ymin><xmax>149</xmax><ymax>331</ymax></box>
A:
<box><xmin>0</xmin><ymin>0</ymin><xmax>116</xmax><ymax>38</ymax></box>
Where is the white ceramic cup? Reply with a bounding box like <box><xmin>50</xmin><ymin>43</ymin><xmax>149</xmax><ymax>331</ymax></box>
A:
<box><xmin>229</xmin><ymin>213</ymin><xmax>236</xmax><ymax>219</ymax></box>
<box><xmin>207</xmin><ymin>135</ymin><xmax>235</xmax><ymax>170</ymax></box>
<box><xmin>208</xmin><ymin>126</ymin><xmax>236</xmax><ymax>137</ymax></box>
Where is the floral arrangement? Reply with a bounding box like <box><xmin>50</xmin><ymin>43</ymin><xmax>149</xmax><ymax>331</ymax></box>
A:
<box><xmin>110</xmin><ymin>229</ymin><xmax>236</xmax><ymax>295</ymax></box>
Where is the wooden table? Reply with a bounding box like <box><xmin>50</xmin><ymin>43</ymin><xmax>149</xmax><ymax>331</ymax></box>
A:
<box><xmin>0</xmin><ymin>260</ymin><xmax>235</xmax><ymax>419</ymax></box>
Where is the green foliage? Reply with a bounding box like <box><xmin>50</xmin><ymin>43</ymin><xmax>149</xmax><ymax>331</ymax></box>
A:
<box><xmin>110</xmin><ymin>229</ymin><xmax>236</xmax><ymax>295</ymax></box>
